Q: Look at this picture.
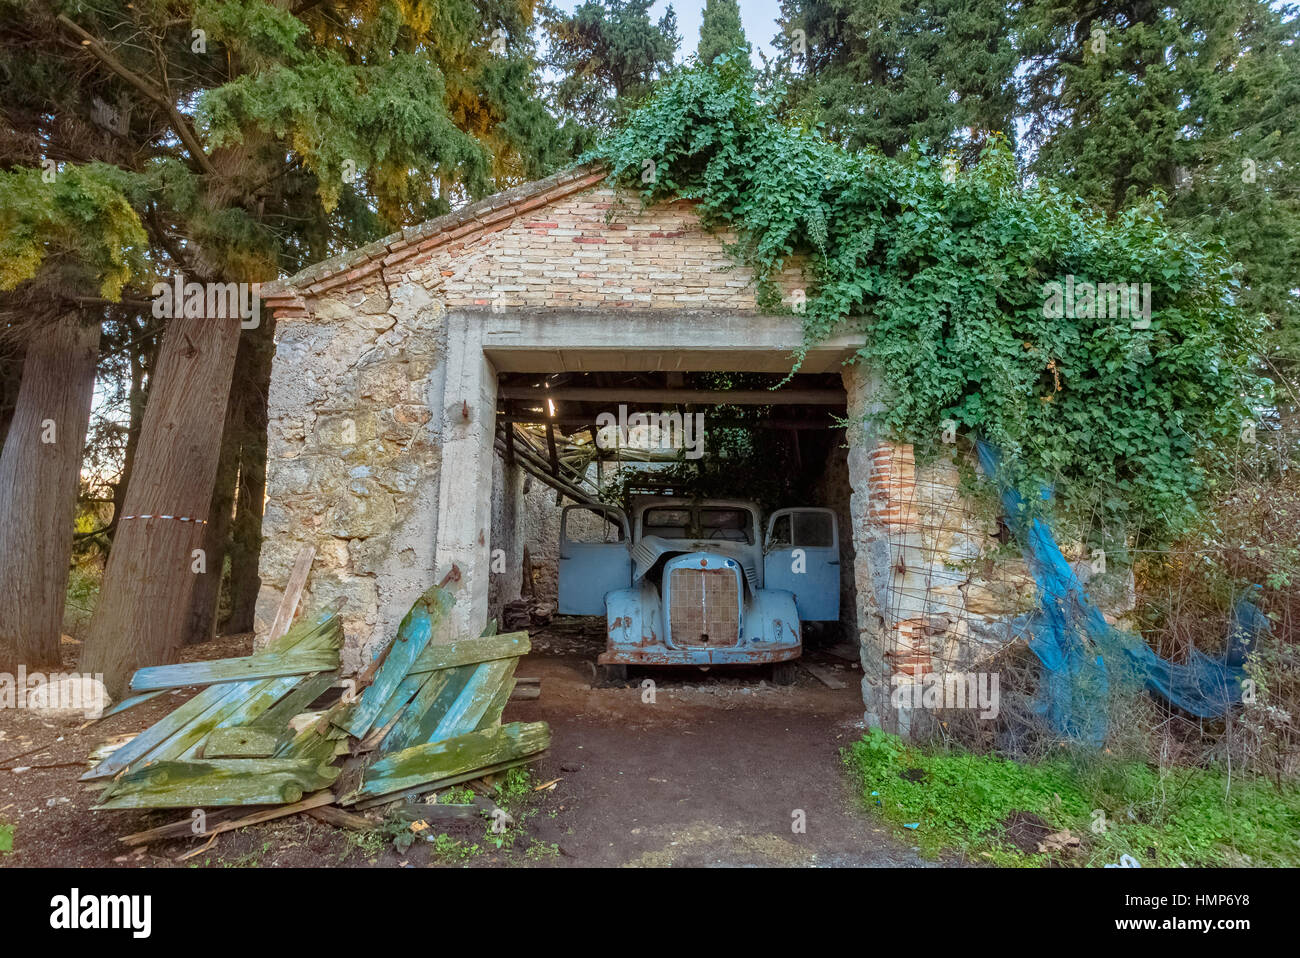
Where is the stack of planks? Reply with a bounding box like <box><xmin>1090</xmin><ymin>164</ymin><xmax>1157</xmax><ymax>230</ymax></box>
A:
<box><xmin>328</xmin><ymin>583</ymin><xmax>549</xmax><ymax>810</ymax></box>
<box><xmin>84</xmin><ymin>607</ymin><xmax>347</xmax><ymax>808</ymax></box>
<box><xmin>85</xmin><ymin>569</ymin><xmax>549</xmax><ymax>835</ymax></box>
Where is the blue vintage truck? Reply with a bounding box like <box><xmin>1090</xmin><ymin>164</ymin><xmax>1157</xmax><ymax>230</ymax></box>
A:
<box><xmin>557</xmin><ymin>496</ymin><xmax>840</xmax><ymax>684</ymax></box>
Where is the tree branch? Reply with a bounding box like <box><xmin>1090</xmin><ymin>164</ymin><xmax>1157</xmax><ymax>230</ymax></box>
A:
<box><xmin>56</xmin><ymin>13</ymin><xmax>216</xmax><ymax>177</ymax></box>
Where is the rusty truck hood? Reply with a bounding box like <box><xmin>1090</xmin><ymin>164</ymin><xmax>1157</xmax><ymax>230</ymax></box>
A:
<box><xmin>631</xmin><ymin>535</ymin><xmax>760</xmax><ymax>589</ymax></box>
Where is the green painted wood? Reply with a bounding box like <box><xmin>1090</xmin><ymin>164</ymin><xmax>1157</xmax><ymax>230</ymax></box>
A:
<box><xmin>203</xmin><ymin>726</ymin><xmax>285</xmax><ymax>758</ymax></box>
<box><xmin>81</xmin><ymin>681</ymin><xmax>249</xmax><ymax>781</ymax></box>
<box><xmin>344</xmin><ymin>721</ymin><xmax>549</xmax><ymax>805</ymax></box>
<box><xmin>474</xmin><ymin>670</ymin><xmax>518</xmax><ymax>731</ymax></box>
<box><xmin>263</xmin><ymin>607</ymin><xmax>343</xmax><ymax>654</ymax></box>
<box><xmin>182</xmin><ymin>676</ymin><xmax>305</xmax><ymax>759</ymax></box>
<box><xmin>93</xmin><ymin>759</ymin><xmax>339</xmax><ymax>809</ymax></box>
<box><xmin>335</xmin><ymin>583</ymin><xmax>456</xmax><ymax>738</ymax></box>
<box><xmin>366</xmin><ymin>673</ymin><xmax>424</xmax><ymax>738</ymax></box>
<box><xmin>406</xmin><ymin>632</ymin><xmax>529</xmax><ymax>676</ymax></box>
<box><xmin>379</xmin><ymin>667</ymin><xmax>468</xmax><ymax>754</ymax></box>
<box><xmin>147</xmin><ymin>678</ymin><xmax>283</xmax><ymax>763</ymax></box>
<box><xmin>427</xmin><ymin>659</ymin><xmax>518</xmax><ymax>742</ymax></box>
<box><xmin>274</xmin><ymin>723</ymin><xmax>339</xmax><ymax>763</ymax></box>
<box><xmin>351</xmin><ymin>756</ymin><xmax>539</xmax><ymax>810</ymax></box>
<box><xmin>129</xmin><ymin>650</ymin><xmax>339</xmax><ymax>692</ymax></box>
<box><xmin>251</xmin><ymin>672</ymin><xmax>338</xmax><ymax>731</ymax></box>
<box><xmin>85</xmin><ymin>610</ymin><xmax>333</xmax><ymax>781</ymax></box>
<box><xmin>480</xmin><ymin>619</ymin><xmax>499</xmax><ymax>637</ymax></box>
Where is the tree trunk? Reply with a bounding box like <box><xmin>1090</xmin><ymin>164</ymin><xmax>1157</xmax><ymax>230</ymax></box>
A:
<box><xmin>80</xmin><ymin>314</ymin><xmax>243</xmax><ymax>695</ymax></box>
<box><xmin>0</xmin><ymin>342</ymin><xmax>25</xmax><ymax>448</ymax></box>
<box><xmin>107</xmin><ymin>318</ymin><xmax>153</xmax><ymax>554</ymax></box>
<box><xmin>224</xmin><ymin>317</ymin><xmax>274</xmax><ymax>634</ymax></box>
<box><xmin>0</xmin><ymin>313</ymin><xmax>99</xmax><ymax>666</ymax></box>
<box><xmin>181</xmin><ymin>385</ymin><xmax>241</xmax><ymax>645</ymax></box>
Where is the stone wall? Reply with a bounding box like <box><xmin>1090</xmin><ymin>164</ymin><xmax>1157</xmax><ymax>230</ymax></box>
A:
<box><xmin>256</xmin><ymin>167</ymin><xmax>801</xmax><ymax>663</ymax></box>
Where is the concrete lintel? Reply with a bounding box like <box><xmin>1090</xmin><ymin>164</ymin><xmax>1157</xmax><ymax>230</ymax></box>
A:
<box><xmin>475</xmin><ymin>308</ymin><xmax>859</xmax><ymax>373</ymax></box>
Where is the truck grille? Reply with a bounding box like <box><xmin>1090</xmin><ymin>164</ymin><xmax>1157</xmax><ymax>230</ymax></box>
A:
<box><xmin>669</xmin><ymin>567</ymin><xmax>740</xmax><ymax>647</ymax></box>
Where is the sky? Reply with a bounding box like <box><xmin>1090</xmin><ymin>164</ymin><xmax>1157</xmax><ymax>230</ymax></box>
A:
<box><xmin>549</xmin><ymin>0</ymin><xmax>786</xmax><ymax>64</ymax></box>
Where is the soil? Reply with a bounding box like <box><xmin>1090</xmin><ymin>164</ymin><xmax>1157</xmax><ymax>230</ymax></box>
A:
<box><xmin>0</xmin><ymin>621</ymin><xmax>939</xmax><ymax>868</ymax></box>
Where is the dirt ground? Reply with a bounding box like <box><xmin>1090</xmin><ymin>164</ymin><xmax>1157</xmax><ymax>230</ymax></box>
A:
<box><xmin>0</xmin><ymin>622</ymin><xmax>935</xmax><ymax>868</ymax></box>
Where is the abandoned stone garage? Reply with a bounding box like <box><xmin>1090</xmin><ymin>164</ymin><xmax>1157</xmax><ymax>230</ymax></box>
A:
<box><xmin>256</xmin><ymin>163</ymin><xmax>1097</xmax><ymax>737</ymax></box>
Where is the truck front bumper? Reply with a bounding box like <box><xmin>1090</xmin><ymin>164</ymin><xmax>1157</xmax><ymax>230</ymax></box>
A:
<box><xmin>597</xmin><ymin>644</ymin><xmax>801</xmax><ymax>667</ymax></box>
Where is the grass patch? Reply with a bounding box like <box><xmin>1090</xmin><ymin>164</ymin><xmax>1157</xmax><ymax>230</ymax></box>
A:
<box><xmin>0</xmin><ymin>823</ymin><xmax>13</xmax><ymax>854</ymax></box>
<box><xmin>846</xmin><ymin>729</ymin><xmax>1300</xmax><ymax>867</ymax></box>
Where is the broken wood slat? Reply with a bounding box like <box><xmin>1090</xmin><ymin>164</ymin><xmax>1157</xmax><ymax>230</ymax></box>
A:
<box><xmin>179</xmin><ymin>675</ymin><xmax>305</xmax><ymax>760</ymax></box>
<box><xmin>351</xmin><ymin>755</ymin><xmax>541</xmax><ymax>811</ymax></box>
<box><xmin>365</xmin><ymin>673</ymin><xmax>424</xmax><ymax>741</ymax></box>
<box><xmin>94</xmin><ymin>758</ymin><xmax>340</xmax><ymax>809</ymax></box>
<box><xmin>508</xmin><ymin>686</ymin><xmax>541</xmax><ymax>701</ymax></box>
<box><xmin>250</xmin><ymin>671</ymin><xmax>338</xmax><ymax>732</ymax></box>
<box><xmin>800</xmin><ymin>661</ymin><xmax>848</xmax><ymax>690</ymax></box>
<box><xmin>344</xmin><ymin>721</ymin><xmax>550</xmax><ymax>805</ymax></box>
<box><xmin>176</xmin><ymin>791</ymin><xmax>336</xmax><ymax>861</ymax></box>
<box><xmin>94</xmin><ymin>689</ymin><xmax>167</xmax><ymax>720</ymax></box>
<box><xmin>129</xmin><ymin>650</ymin><xmax>339</xmax><ymax>693</ymax></box>
<box><xmin>86</xmin><ymin>613</ymin><xmax>342</xmax><ymax>780</ymax></box>
<box><xmin>406</xmin><ymin>631</ymin><xmax>530</xmax><ymax>676</ymax></box>
<box><xmin>401</xmin><ymin>803</ymin><xmax>480</xmax><ymax>821</ymax></box>
<box><xmin>304</xmin><ymin>805</ymin><xmax>372</xmax><ymax>831</ymax></box>
<box><xmin>203</xmin><ymin>726</ymin><xmax>286</xmax><ymax>758</ymax></box>
<box><xmin>427</xmin><ymin>658</ymin><xmax>518</xmax><ymax>742</ymax></box>
<box><xmin>119</xmin><ymin>808</ymin><xmax>244</xmax><ymax>845</ymax></box>
<box><xmin>477</xmin><ymin>674</ymin><xmax>521</xmax><ymax>728</ymax></box>
<box><xmin>82</xmin><ymin>681</ymin><xmax>250</xmax><ymax>781</ymax></box>
<box><xmin>335</xmin><ymin>582</ymin><xmax>456</xmax><ymax>739</ymax></box>
<box><xmin>379</xmin><ymin>667</ymin><xmax>466</xmax><ymax>754</ymax></box>
<box><xmin>265</xmin><ymin>546</ymin><xmax>316</xmax><ymax>645</ymax></box>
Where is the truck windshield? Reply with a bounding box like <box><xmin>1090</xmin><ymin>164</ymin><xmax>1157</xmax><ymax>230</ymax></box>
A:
<box><xmin>698</xmin><ymin>508</ymin><xmax>753</xmax><ymax>543</ymax></box>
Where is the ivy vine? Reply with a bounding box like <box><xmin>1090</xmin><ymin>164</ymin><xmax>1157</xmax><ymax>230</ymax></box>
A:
<box><xmin>591</xmin><ymin>54</ymin><xmax>1266</xmax><ymax>546</ymax></box>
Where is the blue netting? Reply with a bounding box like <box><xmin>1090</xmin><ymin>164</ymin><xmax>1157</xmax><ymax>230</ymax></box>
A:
<box><xmin>973</xmin><ymin>440</ymin><xmax>1266</xmax><ymax>746</ymax></box>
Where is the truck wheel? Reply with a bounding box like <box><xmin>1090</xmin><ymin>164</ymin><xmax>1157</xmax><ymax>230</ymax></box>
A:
<box><xmin>771</xmin><ymin>661</ymin><xmax>799</xmax><ymax>687</ymax></box>
<box><xmin>596</xmin><ymin>663</ymin><xmax>628</xmax><ymax>686</ymax></box>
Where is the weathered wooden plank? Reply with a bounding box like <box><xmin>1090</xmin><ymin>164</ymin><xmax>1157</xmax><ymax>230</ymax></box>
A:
<box><xmin>334</xmin><ymin>583</ymin><xmax>456</xmax><ymax>738</ymax></box>
<box><xmin>94</xmin><ymin>690</ymin><xmax>167</xmax><ymax>720</ymax></box>
<box><xmin>428</xmin><ymin>659</ymin><xmax>518</xmax><ymax>742</ymax></box>
<box><xmin>478</xmin><ymin>674</ymin><xmax>521</xmax><ymax>728</ymax></box>
<box><xmin>344</xmin><ymin>721</ymin><xmax>550</xmax><ymax>805</ymax></box>
<box><xmin>266</xmin><ymin>545</ymin><xmax>316</xmax><ymax>645</ymax></box>
<box><xmin>351</xmin><ymin>756</ymin><xmax>540</xmax><ymax>810</ymax></box>
<box><xmin>506</xmin><ymin>685</ymin><xmax>539</xmax><ymax>702</ymax></box>
<box><xmin>118</xmin><ymin>808</ymin><xmax>243</xmax><ymax>845</ymax></box>
<box><xmin>81</xmin><ymin>681</ymin><xmax>249</xmax><ymax>781</ymax></box>
<box><xmin>250</xmin><ymin>672</ymin><xmax>338</xmax><ymax>731</ymax></box>
<box><xmin>84</xmin><ymin>618</ymin><xmax>336</xmax><ymax>781</ymax></box>
<box><xmin>366</xmin><ymin>673</ymin><xmax>424</xmax><ymax>738</ymax></box>
<box><xmin>305</xmin><ymin>805</ymin><xmax>372</xmax><ymax>831</ymax></box>
<box><xmin>94</xmin><ymin>759</ymin><xmax>340</xmax><ymax>809</ymax></box>
<box><xmin>180</xmin><ymin>676</ymin><xmax>304</xmax><ymax>760</ymax></box>
<box><xmin>406</xmin><ymin>632</ymin><xmax>530</xmax><ymax>676</ymax></box>
<box><xmin>175</xmin><ymin>792</ymin><xmax>337</xmax><ymax>861</ymax></box>
<box><xmin>799</xmin><ymin>661</ymin><xmax>848</xmax><ymax>690</ymax></box>
<box><xmin>129</xmin><ymin>650</ymin><xmax>339</xmax><ymax>693</ymax></box>
<box><xmin>202</xmin><ymin>726</ymin><xmax>286</xmax><ymax>758</ymax></box>
<box><xmin>380</xmin><ymin>668</ymin><xmax>462</xmax><ymax>754</ymax></box>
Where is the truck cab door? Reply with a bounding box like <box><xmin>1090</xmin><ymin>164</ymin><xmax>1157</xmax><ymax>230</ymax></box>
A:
<box><xmin>764</xmin><ymin>508</ymin><xmax>840</xmax><ymax>622</ymax></box>
<box><xmin>558</xmin><ymin>504</ymin><xmax>633</xmax><ymax>615</ymax></box>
